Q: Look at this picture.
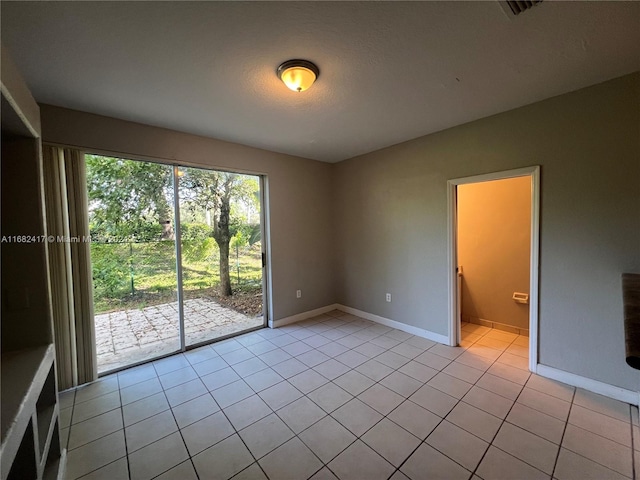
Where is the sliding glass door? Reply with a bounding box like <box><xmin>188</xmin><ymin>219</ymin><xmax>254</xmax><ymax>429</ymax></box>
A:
<box><xmin>86</xmin><ymin>155</ymin><xmax>267</xmax><ymax>373</ymax></box>
<box><xmin>177</xmin><ymin>166</ymin><xmax>265</xmax><ymax>347</ymax></box>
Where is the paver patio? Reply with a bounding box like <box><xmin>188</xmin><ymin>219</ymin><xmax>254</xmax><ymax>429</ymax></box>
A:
<box><xmin>95</xmin><ymin>297</ymin><xmax>264</xmax><ymax>372</ymax></box>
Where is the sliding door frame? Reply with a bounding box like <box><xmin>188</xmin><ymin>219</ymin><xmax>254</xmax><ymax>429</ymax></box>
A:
<box><xmin>80</xmin><ymin>148</ymin><xmax>271</xmax><ymax>375</ymax></box>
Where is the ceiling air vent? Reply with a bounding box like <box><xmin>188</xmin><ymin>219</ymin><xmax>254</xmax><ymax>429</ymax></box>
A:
<box><xmin>505</xmin><ymin>0</ymin><xmax>542</xmax><ymax>16</ymax></box>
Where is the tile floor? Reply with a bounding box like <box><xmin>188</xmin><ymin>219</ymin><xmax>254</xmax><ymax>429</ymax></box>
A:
<box><xmin>60</xmin><ymin>311</ymin><xmax>637</xmax><ymax>480</ymax></box>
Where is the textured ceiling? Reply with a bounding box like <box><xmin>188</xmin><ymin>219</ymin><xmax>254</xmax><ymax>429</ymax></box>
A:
<box><xmin>2</xmin><ymin>1</ymin><xmax>639</xmax><ymax>162</ymax></box>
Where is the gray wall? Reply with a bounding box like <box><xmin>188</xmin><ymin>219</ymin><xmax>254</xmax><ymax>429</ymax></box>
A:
<box><xmin>333</xmin><ymin>73</ymin><xmax>640</xmax><ymax>390</ymax></box>
<box><xmin>39</xmin><ymin>105</ymin><xmax>336</xmax><ymax>322</ymax></box>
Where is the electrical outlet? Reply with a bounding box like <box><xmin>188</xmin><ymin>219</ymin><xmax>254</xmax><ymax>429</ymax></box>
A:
<box><xmin>296</xmin><ymin>290</ymin><xmax>302</xmax><ymax>299</ymax></box>
<box><xmin>386</xmin><ymin>293</ymin><xmax>391</xmax><ymax>302</ymax></box>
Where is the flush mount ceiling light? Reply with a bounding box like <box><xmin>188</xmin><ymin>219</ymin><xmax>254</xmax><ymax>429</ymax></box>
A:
<box><xmin>277</xmin><ymin>59</ymin><xmax>319</xmax><ymax>92</ymax></box>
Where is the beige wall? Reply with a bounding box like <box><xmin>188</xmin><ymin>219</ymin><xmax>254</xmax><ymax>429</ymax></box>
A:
<box><xmin>39</xmin><ymin>105</ymin><xmax>336</xmax><ymax>322</ymax></box>
<box><xmin>334</xmin><ymin>72</ymin><xmax>640</xmax><ymax>390</ymax></box>
<box><xmin>457</xmin><ymin>177</ymin><xmax>531</xmax><ymax>330</ymax></box>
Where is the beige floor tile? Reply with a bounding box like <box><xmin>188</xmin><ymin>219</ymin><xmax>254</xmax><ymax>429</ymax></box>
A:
<box><xmin>129</xmin><ymin>432</ymin><xmax>189</xmax><ymax>480</ymax></box>
<box><xmin>192</xmin><ymin>434</ymin><xmax>253</xmax><ymax>480</ymax></box>
<box><xmin>573</xmin><ymin>389</ymin><xmax>631</xmax><ymax>423</ymax></box>
<box><xmin>506</xmin><ymin>402</ymin><xmax>565</xmax><ymax>444</ymax></box>
<box><xmin>242</xmin><ymin>368</ymin><xmax>284</xmax><ymax>393</ymax></box>
<box><xmin>358</xmin><ymin>383</ymin><xmax>405</xmax><ymax>415</ymax></box>
<box><xmin>390</xmin><ymin>342</ymin><xmax>424</xmax><ymax>359</ymax></box>
<box><xmin>397</xmin><ymin>360</ymin><xmax>438</xmax><ymax>383</ymax></box>
<box><xmin>554</xmin><ymin>448</ymin><xmax>629</xmax><ymax>480</ymax></box>
<box><xmin>123</xmin><ymin>392</ymin><xmax>169</xmax><ymax>426</ymax></box>
<box><xmin>476</xmin><ymin>446</ymin><xmax>548</xmax><ymax>480</ymax></box>
<box><xmin>259</xmin><ymin>437</ymin><xmax>323</xmax><ymax>480</ymax></box>
<box><xmin>525</xmin><ymin>374</ymin><xmax>574</xmax><ymax>402</ymax></box>
<box><xmin>446</xmin><ymin>401</ymin><xmax>502</xmax><ymax>442</ymax></box>
<box><xmin>328</xmin><ymin>440</ymin><xmax>395</xmax><ymax>480</ymax></box>
<box><xmin>487</xmin><ymin>362</ymin><xmax>530</xmax><ymax>385</ymax></box>
<box><xmin>409</xmin><ymin>384</ymin><xmax>458</xmax><ymax>417</ymax></box>
<box><xmin>238</xmin><ymin>413</ymin><xmax>295</xmax><ymax>459</ymax></box>
<box><xmin>181</xmin><ymin>411</ymin><xmax>235</xmax><ymax>456</ymax></box>
<box><xmin>517</xmin><ymin>387</ymin><xmax>571</xmax><ymax>421</ymax></box>
<box><xmin>355</xmin><ymin>359</ymin><xmax>395</xmax><ymax>381</ymax></box>
<box><xmin>380</xmin><ymin>371</ymin><xmax>423</xmax><ymax>397</ymax></box>
<box><xmin>401</xmin><ymin>443</ymin><xmax>471</xmax><ymax>480</ymax></box>
<box><xmin>277</xmin><ymin>396</ymin><xmax>326</xmax><ymax>433</ymax></box>
<box><xmin>362</xmin><ymin>418</ymin><xmax>421</xmax><ymax>466</ymax></box>
<box><xmin>125</xmin><ymin>410</ymin><xmax>177</xmax><ymax>453</ymax></box>
<box><xmin>68</xmin><ymin>409</ymin><xmax>123</xmax><ymax>450</ymax></box>
<box><xmin>78</xmin><ymin>458</ymin><xmax>128</xmax><ymax>480</ymax></box>
<box><xmin>569</xmin><ymin>404</ymin><xmax>631</xmax><ymax>447</ymax></box>
<box><xmin>427</xmin><ymin>372</ymin><xmax>473</xmax><ymax>399</ymax></box>
<box><xmin>65</xmin><ymin>431</ymin><xmax>126</xmax><ymax>480</ymax></box>
<box><xmin>74</xmin><ymin>376</ymin><xmax>119</xmax><ymax>404</ymax></box>
<box><xmin>258</xmin><ymin>380</ymin><xmax>303</xmax><ymax>410</ymax></box>
<box><xmin>307</xmin><ymin>382</ymin><xmax>353</xmax><ymax>413</ymax></box>
<box><xmin>476</xmin><ymin>336</ymin><xmax>511</xmax><ymax>351</ymax></box>
<box><xmin>288</xmin><ymin>369</ymin><xmax>329</xmax><ymax>394</ymax></box>
<box><xmin>455</xmin><ymin>351</ymin><xmax>495</xmax><ymax>371</ymax></box>
<box><xmin>154</xmin><ymin>460</ymin><xmax>198</xmax><ymax>480</ymax></box>
<box><xmin>158</xmin><ymin>366</ymin><xmax>199</xmax><ymax>390</ymax></box>
<box><xmin>426</xmin><ymin>420</ymin><xmax>489</xmax><ymax>471</ymax></box>
<box><xmin>211</xmin><ymin>379</ymin><xmax>254</xmax><ymax>408</ymax></box>
<box><xmin>232</xmin><ymin>463</ymin><xmax>268</xmax><ymax>480</ymax></box>
<box><xmin>272</xmin><ymin>357</ymin><xmax>309</xmax><ymax>378</ymax></box>
<box><xmin>333</xmin><ymin>370</ymin><xmax>375</xmax><ymax>396</ymax></box>
<box><xmin>120</xmin><ymin>377</ymin><xmax>163</xmax><ymax>405</ymax></box>
<box><xmin>496</xmin><ymin>352</ymin><xmax>529</xmax><ymax>370</ymax></box>
<box><xmin>414</xmin><ymin>351</ymin><xmax>452</xmax><ymax>370</ymax></box>
<box><xmin>164</xmin><ymin>378</ymin><xmax>208</xmax><ymax>407</ymax></box>
<box><xmin>493</xmin><ymin>422</ymin><xmax>558</xmax><ymax>474</ymax></box>
<box><xmin>332</xmin><ymin>398</ymin><xmax>384</xmax><ymax>436</ymax></box>
<box><xmin>476</xmin><ymin>373</ymin><xmax>523</xmax><ymax>400</ymax></box>
<box><xmin>388</xmin><ymin>400</ymin><xmax>441</xmax><ymax>440</ymax></box>
<box><xmin>299</xmin><ymin>415</ymin><xmax>356</xmax><ymax>463</ymax></box>
<box><xmin>443</xmin><ymin>361</ymin><xmax>484</xmax><ymax>384</ymax></box>
<box><xmin>224</xmin><ymin>394</ymin><xmax>272</xmax><ymax>430</ymax></box>
<box><xmin>71</xmin><ymin>390</ymin><xmax>121</xmax><ymax>424</ymax></box>
<box><xmin>313</xmin><ymin>358</ymin><xmax>351</xmax><ymax>380</ymax></box>
<box><xmin>171</xmin><ymin>393</ymin><xmax>220</xmax><ymax>429</ymax></box>
<box><xmin>429</xmin><ymin>344</ymin><xmax>465</xmax><ymax>360</ymax></box>
<box><xmin>562</xmin><ymin>424</ymin><xmax>632</xmax><ymax>477</ymax></box>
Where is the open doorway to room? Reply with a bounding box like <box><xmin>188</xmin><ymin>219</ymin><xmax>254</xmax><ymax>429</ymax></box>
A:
<box><xmin>448</xmin><ymin>167</ymin><xmax>540</xmax><ymax>372</ymax></box>
<box><xmin>85</xmin><ymin>154</ymin><xmax>268</xmax><ymax>373</ymax></box>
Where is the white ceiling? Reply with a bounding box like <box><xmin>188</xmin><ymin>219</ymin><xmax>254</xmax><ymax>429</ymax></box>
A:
<box><xmin>2</xmin><ymin>1</ymin><xmax>639</xmax><ymax>162</ymax></box>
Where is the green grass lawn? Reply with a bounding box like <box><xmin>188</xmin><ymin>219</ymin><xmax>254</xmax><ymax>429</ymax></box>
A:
<box><xmin>91</xmin><ymin>240</ymin><xmax>263</xmax><ymax>313</ymax></box>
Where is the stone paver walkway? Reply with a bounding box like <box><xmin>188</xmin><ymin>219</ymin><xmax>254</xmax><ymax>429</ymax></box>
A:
<box><xmin>95</xmin><ymin>298</ymin><xmax>263</xmax><ymax>372</ymax></box>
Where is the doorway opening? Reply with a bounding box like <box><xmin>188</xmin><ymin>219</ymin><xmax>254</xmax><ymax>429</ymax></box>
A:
<box><xmin>85</xmin><ymin>154</ymin><xmax>269</xmax><ymax>373</ymax></box>
<box><xmin>447</xmin><ymin>166</ymin><xmax>540</xmax><ymax>372</ymax></box>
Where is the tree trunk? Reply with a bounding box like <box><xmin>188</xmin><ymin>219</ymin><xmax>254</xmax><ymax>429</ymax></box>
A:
<box><xmin>218</xmin><ymin>240</ymin><xmax>232</xmax><ymax>296</ymax></box>
<box><xmin>213</xmin><ymin>194</ymin><xmax>233</xmax><ymax>296</ymax></box>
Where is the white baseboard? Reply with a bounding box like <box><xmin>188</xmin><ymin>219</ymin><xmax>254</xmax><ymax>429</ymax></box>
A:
<box><xmin>336</xmin><ymin>304</ymin><xmax>450</xmax><ymax>345</ymax></box>
<box><xmin>270</xmin><ymin>304</ymin><xmax>340</xmax><ymax>328</ymax></box>
<box><xmin>536</xmin><ymin>364</ymin><xmax>639</xmax><ymax>406</ymax></box>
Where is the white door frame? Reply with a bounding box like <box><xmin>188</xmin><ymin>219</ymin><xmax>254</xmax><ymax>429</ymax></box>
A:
<box><xmin>446</xmin><ymin>166</ymin><xmax>540</xmax><ymax>372</ymax></box>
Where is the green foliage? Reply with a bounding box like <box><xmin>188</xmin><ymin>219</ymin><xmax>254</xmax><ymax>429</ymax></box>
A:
<box><xmin>86</xmin><ymin>155</ymin><xmax>174</xmax><ymax>241</ymax></box>
<box><xmin>180</xmin><ymin>222</ymin><xmax>211</xmax><ymax>241</ymax></box>
<box><xmin>91</xmin><ymin>243</ymin><xmax>131</xmax><ymax>298</ymax></box>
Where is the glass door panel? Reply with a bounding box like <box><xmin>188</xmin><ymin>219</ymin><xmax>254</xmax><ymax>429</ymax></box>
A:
<box><xmin>86</xmin><ymin>155</ymin><xmax>180</xmax><ymax>373</ymax></box>
<box><xmin>178</xmin><ymin>166</ymin><xmax>265</xmax><ymax>346</ymax></box>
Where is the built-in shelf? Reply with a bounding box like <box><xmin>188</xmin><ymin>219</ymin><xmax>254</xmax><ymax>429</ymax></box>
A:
<box><xmin>1</xmin><ymin>345</ymin><xmax>63</xmax><ymax>480</ymax></box>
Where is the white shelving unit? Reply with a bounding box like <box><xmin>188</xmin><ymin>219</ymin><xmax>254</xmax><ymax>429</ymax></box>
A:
<box><xmin>1</xmin><ymin>44</ymin><xmax>65</xmax><ymax>480</ymax></box>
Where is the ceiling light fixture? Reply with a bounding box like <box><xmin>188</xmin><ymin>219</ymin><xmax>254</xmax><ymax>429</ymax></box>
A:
<box><xmin>277</xmin><ymin>59</ymin><xmax>319</xmax><ymax>92</ymax></box>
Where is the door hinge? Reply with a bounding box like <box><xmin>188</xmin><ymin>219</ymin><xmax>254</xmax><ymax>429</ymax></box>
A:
<box><xmin>262</xmin><ymin>252</ymin><xmax>266</xmax><ymax>268</ymax></box>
